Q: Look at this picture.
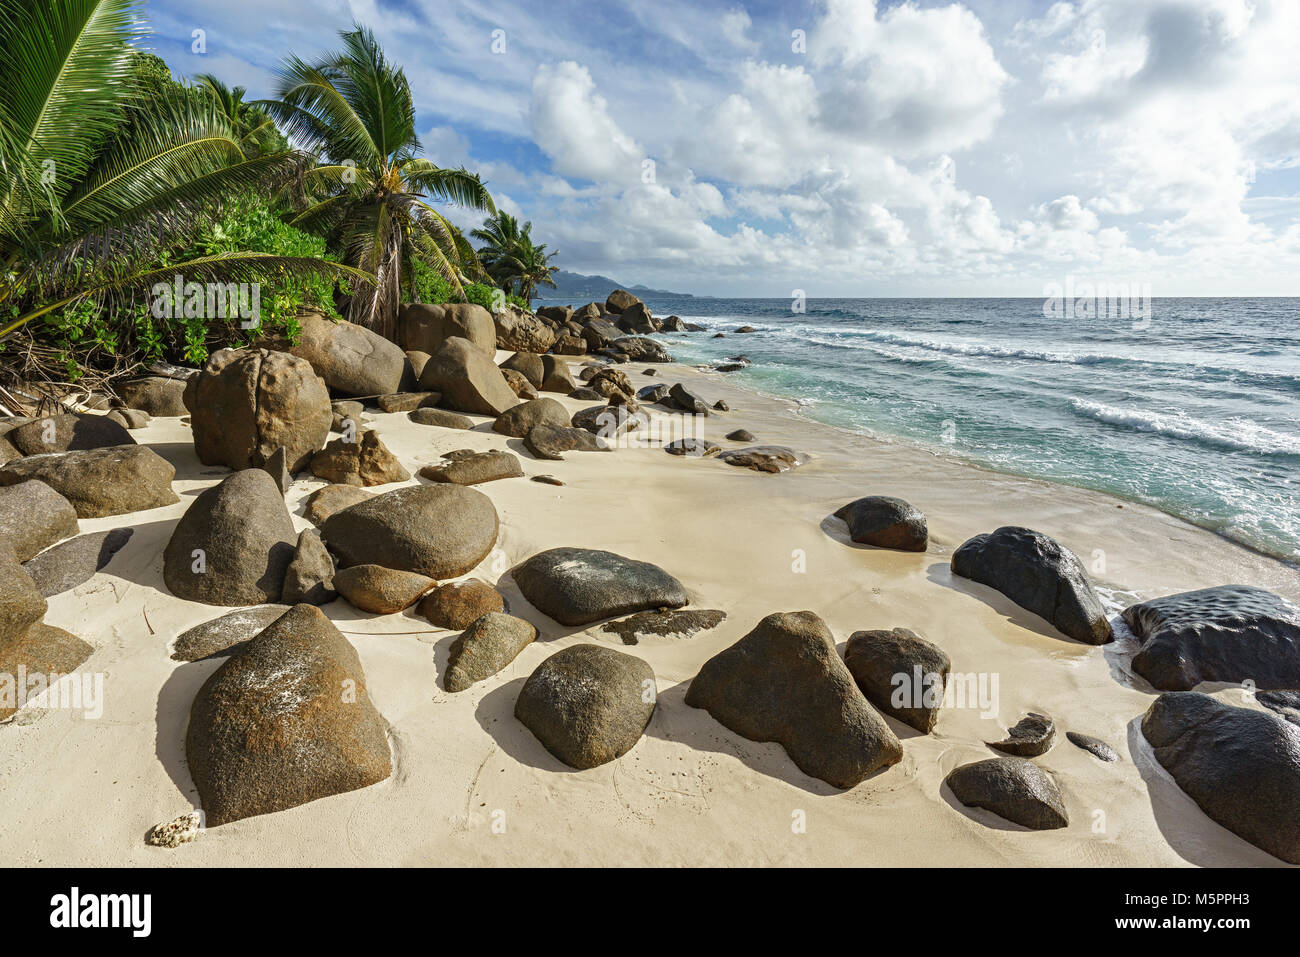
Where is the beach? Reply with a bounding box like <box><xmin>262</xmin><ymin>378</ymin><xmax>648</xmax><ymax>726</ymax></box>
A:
<box><xmin>3</xmin><ymin>351</ymin><xmax>1297</xmax><ymax>868</ymax></box>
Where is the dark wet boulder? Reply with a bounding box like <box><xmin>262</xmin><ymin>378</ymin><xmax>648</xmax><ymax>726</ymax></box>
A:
<box><xmin>951</xmin><ymin>526</ymin><xmax>1112</xmax><ymax>645</ymax></box>
<box><xmin>309</xmin><ymin>430</ymin><xmax>410</xmax><ymax>487</ymax></box>
<box><xmin>185</xmin><ymin>604</ymin><xmax>392</xmax><ymax>826</ymax></box>
<box><xmin>566</xmin><ymin>387</ymin><xmax>601</xmax><ymax>401</ymax></box>
<box><xmin>668</xmin><ymin>383</ymin><xmax>710</xmax><ymax>415</ymax></box>
<box><xmin>407</xmin><ymin>407</ymin><xmax>474</xmax><ymax>429</ymax></box>
<box><xmin>118</xmin><ymin>375</ymin><xmax>189</xmax><ymax>416</ymax></box>
<box><xmin>7</xmin><ymin>413</ymin><xmax>135</xmax><ymax>456</ymax></box>
<box><xmin>281</xmin><ymin>312</ymin><xmax>405</xmax><ymax>396</ymax></box>
<box><xmin>664</xmin><ymin>438</ymin><xmax>720</xmax><ymax>457</ymax></box>
<box><xmin>444</xmin><ymin>612</ymin><xmax>536</xmax><ymax>692</ymax></box>
<box><xmin>321</xmin><ymin>484</ymin><xmax>498</xmax><ymax>579</ymax></box>
<box><xmin>303</xmin><ymin>484</ymin><xmax>371</xmax><ymax>526</ymax></box>
<box><xmin>988</xmin><ymin>712</ymin><xmax>1056</xmax><ymax>756</ymax></box>
<box><xmin>1259</xmin><ymin>690</ymin><xmax>1300</xmax><ymax>727</ymax></box>
<box><xmin>600</xmin><ymin>608</ymin><xmax>726</xmax><ymax>646</ymax></box>
<box><xmin>719</xmin><ymin>445</ymin><xmax>804</xmax><ymax>473</ymax></box>
<box><xmin>834</xmin><ymin>496</ymin><xmax>928</xmax><ymax>552</ymax></box>
<box><xmin>162</xmin><ymin>469</ymin><xmax>297</xmax><ymax>606</ymax></box>
<box><xmin>1142</xmin><ymin>691</ymin><xmax>1300</xmax><ymax>863</ymax></box>
<box><xmin>512</xmin><ymin>547</ymin><xmax>688</xmax><ymax>626</ymax></box>
<box><xmin>0</xmin><ymin>445</ymin><xmax>177</xmax><ymax>518</ymax></box>
<box><xmin>418</xmin><ymin>450</ymin><xmax>523</xmax><ymax>485</ymax></box>
<box><xmin>1122</xmin><ymin>585</ymin><xmax>1300</xmax><ymax>691</ymax></box>
<box><xmin>944</xmin><ymin>757</ymin><xmax>1069</xmax><ymax>830</ymax></box>
<box><xmin>492</xmin><ymin>397</ymin><xmax>570</xmax><ymax>438</ymax></box>
<box><xmin>514</xmin><ymin>644</ymin><xmax>656</xmax><ymax>768</ymax></box>
<box><xmin>0</xmin><ymin>622</ymin><xmax>94</xmax><ymax>720</ymax></box>
<box><xmin>661</xmin><ymin>316</ymin><xmax>686</xmax><ymax>332</ymax></box>
<box><xmin>1066</xmin><ymin>731</ymin><xmax>1120</xmax><ymax>761</ymax></box>
<box><xmin>169</xmin><ymin>605</ymin><xmax>289</xmax><ymax>662</ymax></box>
<box><xmin>334</xmin><ymin>564</ymin><xmax>435</xmax><ymax>613</ymax></box>
<box><xmin>418</xmin><ymin>578</ymin><xmax>505</xmax><ymax>630</ymax></box>
<box><xmin>281</xmin><ymin>529</ymin><xmax>336</xmax><ymax>606</ymax></box>
<box><xmin>844</xmin><ymin>627</ymin><xmax>950</xmax><ymax>733</ymax></box>
<box><xmin>686</xmin><ymin>610</ymin><xmax>903</xmax><ymax>788</ymax></box>
<box><xmin>418</xmin><ymin>337</ymin><xmax>518</xmax><ymax>416</ymax></box>
<box><xmin>571</xmin><ymin>404</ymin><xmax>640</xmax><ymax>438</ymax></box>
<box><xmin>726</xmin><ymin>429</ymin><xmax>755</xmax><ymax>442</ymax></box>
<box><xmin>581</xmin><ymin>319</ymin><xmax>621</xmax><ymax>352</ymax></box>
<box><xmin>0</xmin><ymin>480</ymin><xmax>80</xmax><ymax>562</ymax></box>
<box><xmin>637</xmin><ymin>383</ymin><xmax>669</xmax><ymax>403</ymax></box>
<box><xmin>187</xmin><ymin>347</ymin><xmax>332</xmax><ymax>473</ymax></box>
<box><xmin>615</xmin><ymin>302</ymin><xmax>657</xmax><ymax>334</ymax></box>
<box><xmin>22</xmin><ymin>528</ymin><xmax>132</xmax><ymax>597</ymax></box>
<box><xmin>524</xmin><ymin>424</ymin><xmax>610</xmax><ymax>461</ymax></box>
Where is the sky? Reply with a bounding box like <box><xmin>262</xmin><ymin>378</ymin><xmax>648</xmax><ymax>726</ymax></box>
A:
<box><xmin>142</xmin><ymin>0</ymin><xmax>1300</xmax><ymax>297</ymax></box>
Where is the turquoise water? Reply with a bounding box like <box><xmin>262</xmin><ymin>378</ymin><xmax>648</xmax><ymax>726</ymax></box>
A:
<box><xmin>572</xmin><ymin>296</ymin><xmax>1300</xmax><ymax>563</ymax></box>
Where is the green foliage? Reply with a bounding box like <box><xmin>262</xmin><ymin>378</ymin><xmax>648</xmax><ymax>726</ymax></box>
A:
<box><xmin>471</xmin><ymin>211</ymin><xmax>557</xmax><ymax>305</ymax></box>
<box><xmin>406</xmin><ymin>257</ymin><xmax>526</xmax><ymax>311</ymax></box>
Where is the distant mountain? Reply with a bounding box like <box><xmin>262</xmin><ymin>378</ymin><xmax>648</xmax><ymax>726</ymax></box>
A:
<box><xmin>538</xmin><ymin>269</ymin><xmax>698</xmax><ymax>302</ymax></box>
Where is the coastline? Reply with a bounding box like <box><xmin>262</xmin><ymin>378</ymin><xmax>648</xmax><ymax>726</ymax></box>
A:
<box><xmin>3</xmin><ymin>351</ymin><xmax>1297</xmax><ymax>867</ymax></box>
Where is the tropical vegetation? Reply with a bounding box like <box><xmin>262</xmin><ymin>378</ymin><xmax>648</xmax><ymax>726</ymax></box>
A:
<box><xmin>471</xmin><ymin>211</ymin><xmax>558</xmax><ymax>305</ymax></box>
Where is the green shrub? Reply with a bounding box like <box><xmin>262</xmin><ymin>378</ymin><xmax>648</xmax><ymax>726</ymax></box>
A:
<box><xmin>407</xmin><ymin>257</ymin><xmax>528</xmax><ymax>312</ymax></box>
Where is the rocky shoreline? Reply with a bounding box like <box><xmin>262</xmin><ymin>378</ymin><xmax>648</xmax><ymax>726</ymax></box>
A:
<box><xmin>2</xmin><ymin>289</ymin><xmax>1299</xmax><ymax>867</ymax></box>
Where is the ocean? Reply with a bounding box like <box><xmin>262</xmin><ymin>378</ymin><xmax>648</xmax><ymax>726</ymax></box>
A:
<box><xmin>552</xmin><ymin>296</ymin><xmax>1300</xmax><ymax>564</ymax></box>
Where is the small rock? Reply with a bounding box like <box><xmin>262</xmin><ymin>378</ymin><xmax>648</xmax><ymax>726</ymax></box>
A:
<box><xmin>988</xmin><ymin>712</ymin><xmax>1056</xmax><ymax>757</ymax></box>
<box><xmin>418</xmin><ymin>578</ymin><xmax>505</xmax><ymax>630</ymax></box>
<box><xmin>334</xmin><ymin>564</ymin><xmax>436</xmax><ymax>613</ymax></box>
<box><xmin>310</xmin><ymin>430</ymin><xmax>410</xmax><ymax>487</ymax></box>
<box><xmin>719</xmin><ymin>446</ymin><xmax>804</xmax><ymax>473</ymax></box>
<box><xmin>281</xmin><ymin>529</ymin><xmax>336</xmax><ymax>605</ymax></box>
<box><xmin>303</xmin><ymin>484</ymin><xmax>371</xmax><ymax>526</ymax></box>
<box><xmin>664</xmin><ymin>438</ymin><xmax>720</xmax><ymax>457</ymax></box>
<box><xmin>445</xmin><ymin>612</ymin><xmax>537</xmax><ymax>692</ymax></box>
<box><xmin>1065</xmin><ymin>731</ymin><xmax>1119</xmax><ymax>761</ymax></box>
<box><xmin>418</xmin><ymin>450</ymin><xmax>523</xmax><ymax>485</ymax></box>
<box><xmin>532</xmin><ymin>475</ymin><xmax>564</xmax><ymax>486</ymax></box>
<box><xmin>145</xmin><ymin>810</ymin><xmax>203</xmax><ymax>848</ymax></box>
<box><xmin>407</xmin><ymin>407</ymin><xmax>474</xmax><ymax>430</ymax></box>
<box><xmin>944</xmin><ymin>757</ymin><xmax>1069</xmax><ymax>830</ymax></box>
<box><xmin>725</xmin><ymin>429</ymin><xmax>755</xmax><ymax>442</ymax></box>
<box><xmin>834</xmin><ymin>496</ymin><xmax>928</xmax><ymax>552</ymax></box>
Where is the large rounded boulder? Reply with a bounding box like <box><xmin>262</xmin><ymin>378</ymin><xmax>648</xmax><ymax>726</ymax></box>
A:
<box><xmin>685</xmin><ymin>610</ymin><xmax>903</xmax><ymax>789</ymax></box>
<box><xmin>514</xmin><ymin>644</ymin><xmax>656</xmax><ymax>768</ymax></box>
<box><xmin>0</xmin><ymin>480</ymin><xmax>79</xmax><ymax>562</ymax></box>
<box><xmin>163</xmin><ymin>469</ymin><xmax>297</xmax><ymax>606</ymax></box>
<box><xmin>186</xmin><ymin>604</ymin><xmax>392</xmax><ymax>826</ymax></box>
<box><xmin>418</xmin><ymin>337</ymin><xmax>519</xmax><ymax>416</ymax></box>
<box><xmin>7</xmin><ymin>413</ymin><xmax>134</xmax><ymax>455</ymax></box>
<box><xmin>399</xmin><ymin>302</ymin><xmax>496</xmax><ymax>355</ymax></box>
<box><xmin>321</xmin><ymin>484</ymin><xmax>498</xmax><ymax>579</ymax></box>
<box><xmin>951</xmin><ymin>526</ymin><xmax>1112</xmax><ymax>644</ymax></box>
<box><xmin>512</xmin><ymin>547</ymin><xmax>688</xmax><ymax>626</ymax></box>
<box><xmin>187</xmin><ymin>347</ymin><xmax>331</xmax><ymax>473</ymax></box>
<box><xmin>0</xmin><ymin>445</ymin><xmax>177</xmax><ymax>517</ymax></box>
<box><xmin>281</xmin><ymin>312</ymin><xmax>405</xmax><ymax>397</ymax></box>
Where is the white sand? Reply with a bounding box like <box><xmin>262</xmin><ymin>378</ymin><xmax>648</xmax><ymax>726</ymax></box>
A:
<box><xmin>3</xmin><ymin>354</ymin><xmax>1298</xmax><ymax>867</ymax></box>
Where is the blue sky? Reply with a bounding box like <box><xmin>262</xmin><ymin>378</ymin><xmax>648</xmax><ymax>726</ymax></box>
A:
<box><xmin>142</xmin><ymin>0</ymin><xmax>1300</xmax><ymax>296</ymax></box>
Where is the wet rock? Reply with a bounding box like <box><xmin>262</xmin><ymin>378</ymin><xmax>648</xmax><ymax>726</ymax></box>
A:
<box><xmin>718</xmin><ymin>446</ymin><xmax>804</xmax><ymax>473</ymax></box>
<box><xmin>169</xmin><ymin>605</ymin><xmax>290</xmax><ymax>661</ymax></box>
<box><xmin>321</xmin><ymin>484</ymin><xmax>498</xmax><ymax>579</ymax></box>
<box><xmin>1259</xmin><ymin>690</ymin><xmax>1300</xmax><ymax>727</ymax></box>
<box><xmin>303</xmin><ymin>484</ymin><xmax>371</xmax><ymax>526</ymax></box>
<box><xmin>407</xmin><ymin>407</ymin><xmax>474</xmax><ymax>429</ymax></box>
<box><xmin>944</xmin><ymin>757</ymin><xmax>1069</xmax><ymax>830</ymax></box>
<box><xmin>334</xmin><ymin>564</ymin><xmax>435</xmax><ymax>613</ymax></box>
<box><xmin>418</xmin><ymin>578</ymin><xmax>505</xmax><ymax>630</ymax></box>
<box><xmin>1123</xmin><ymin>585</ymin><xmax>1300</xmax><ymax>691</ymax></box>
<box><xmin>664</xmin><ymin>438</ymin><xmax>720</xmax><ymax>457</ymax></box>
<box><xmin>7</xmin><ymin>413</ymin><xmax>135</xmax><ymax>455</ymax></box>
<box><xmin>725</xmin><ymin>429</ymin><xmax>755</xmax><ymax>442</ymax></box>
<box><xmin>988</xmin><ymin>712</ymin><xmax>1056</xmax><ymax>757</ymax></box>
<box><xmin>1142</xmin><ymin>691</ymin><xmax>1300</xmax><ymax>863</ymax></box>
<box><xmin>834</xmin><ymin>496</ymin><xmax>928</xmax><ymax>552</ymax></box>
<box><xmin>513</xmin><ymin>546</ymin><xmax>688</xmax><ymax>626</ymax></box>
<box><xmin>444</xmin><ymin>612</ymin><xmax>537</xmax><ymax>692</ymax></box>
<box><xmin>668</xmin><ymin>383</ymin><xmax>710</xmax><ymax>415</ymax></box>
<box><xmin>281</xmin><ymin>529</ymin><xmax>336</xmax><ymax>605</ymax></box>
<box><xmin>637</xmin><ymin>384</ymin><xmax>669</xmax><ymax>403</ymax></box>
<box><xmin>686</xmin><ymin>610</ymin><xmax>903</xmax><ymax>788</ymax></box>
<box><xmin>531</xmin><ymin>474</ymin><xmax>564</xmax><ymax>486</ymax></box>
<box><xmin>844</xmin><ymin>627</ymin><xmax>950</xmax><ymax>733</ymax></box>
<box><xmin>0</xmin><ymin>479</ymin><xmax>80</xmax><ymax>561</ymax></box>
<box><xmin>951</xmin><ymin>526</ymin><xmax>1112</xmax><ymax>645</ymax></box>
<box><xmin>418</xmin><ymin>450</ymin><xmax>523</xmax><ymax>485</ymax></box>
<box><xmin>514</xmin><ymin>644</ymin><xmax>656</xmax><ymax>768</ymax></box>
<box><xmin>418</xmin><ymin>337</ymin><xmax>519</xmax><ymax>416</ymax></box>
<box><xmin>185</xmin><ymin>604</ymin><xmax>392</xmax><ymax>826</ymax></box>
<box><xmin>0</xmin><ymin>445</ymin><xmax>177</xmax><ymax>518</ymax></box>
<box><xmin>162</xmin><ymin>469</ymin><xmax>297</xmax><ymax>606</ymax></box>
<box><xmin>21</xmin><ymin>528</ymin><xmax>133</xmax><ymax>597</ymax></box>
<box><xmin>600</xmin><ymin>608</ymin><xmax>726</xmax><ymax>646</ymax></box>
<box><xmin>1066</xmin><ymin>731</ymin><xmax>1120</xmax><ymax>761</ymax></box>
<box><xmin>309</xmin><ymin>430</ymin><xmax>410</xmax><ymax>487</ymax></box>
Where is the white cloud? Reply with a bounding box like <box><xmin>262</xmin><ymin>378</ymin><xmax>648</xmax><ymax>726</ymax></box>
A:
<box><xmin>530</xmin><ymin>61</ymin><xmax>645</xmax><ymax>184</ymax></box>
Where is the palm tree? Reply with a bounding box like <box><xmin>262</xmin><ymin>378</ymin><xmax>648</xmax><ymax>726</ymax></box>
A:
<box><xmin>471</xmin><ymin>211</ymin><xmax>557</xmax><ymax>305</ymax></box>
<box><xmin>262</xmin><ymin>24</ymin><xmax>496</xmax><ymax>340</ymax></box>
<box><xmin>0</xmin><ymin>0</ymin><xmax>355</xmax><ymax>343</ymax></box>
<box><xmin>193</xmin><ymin>73</ymin><xmax>287</xmax><ymax>158</ymax></box>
